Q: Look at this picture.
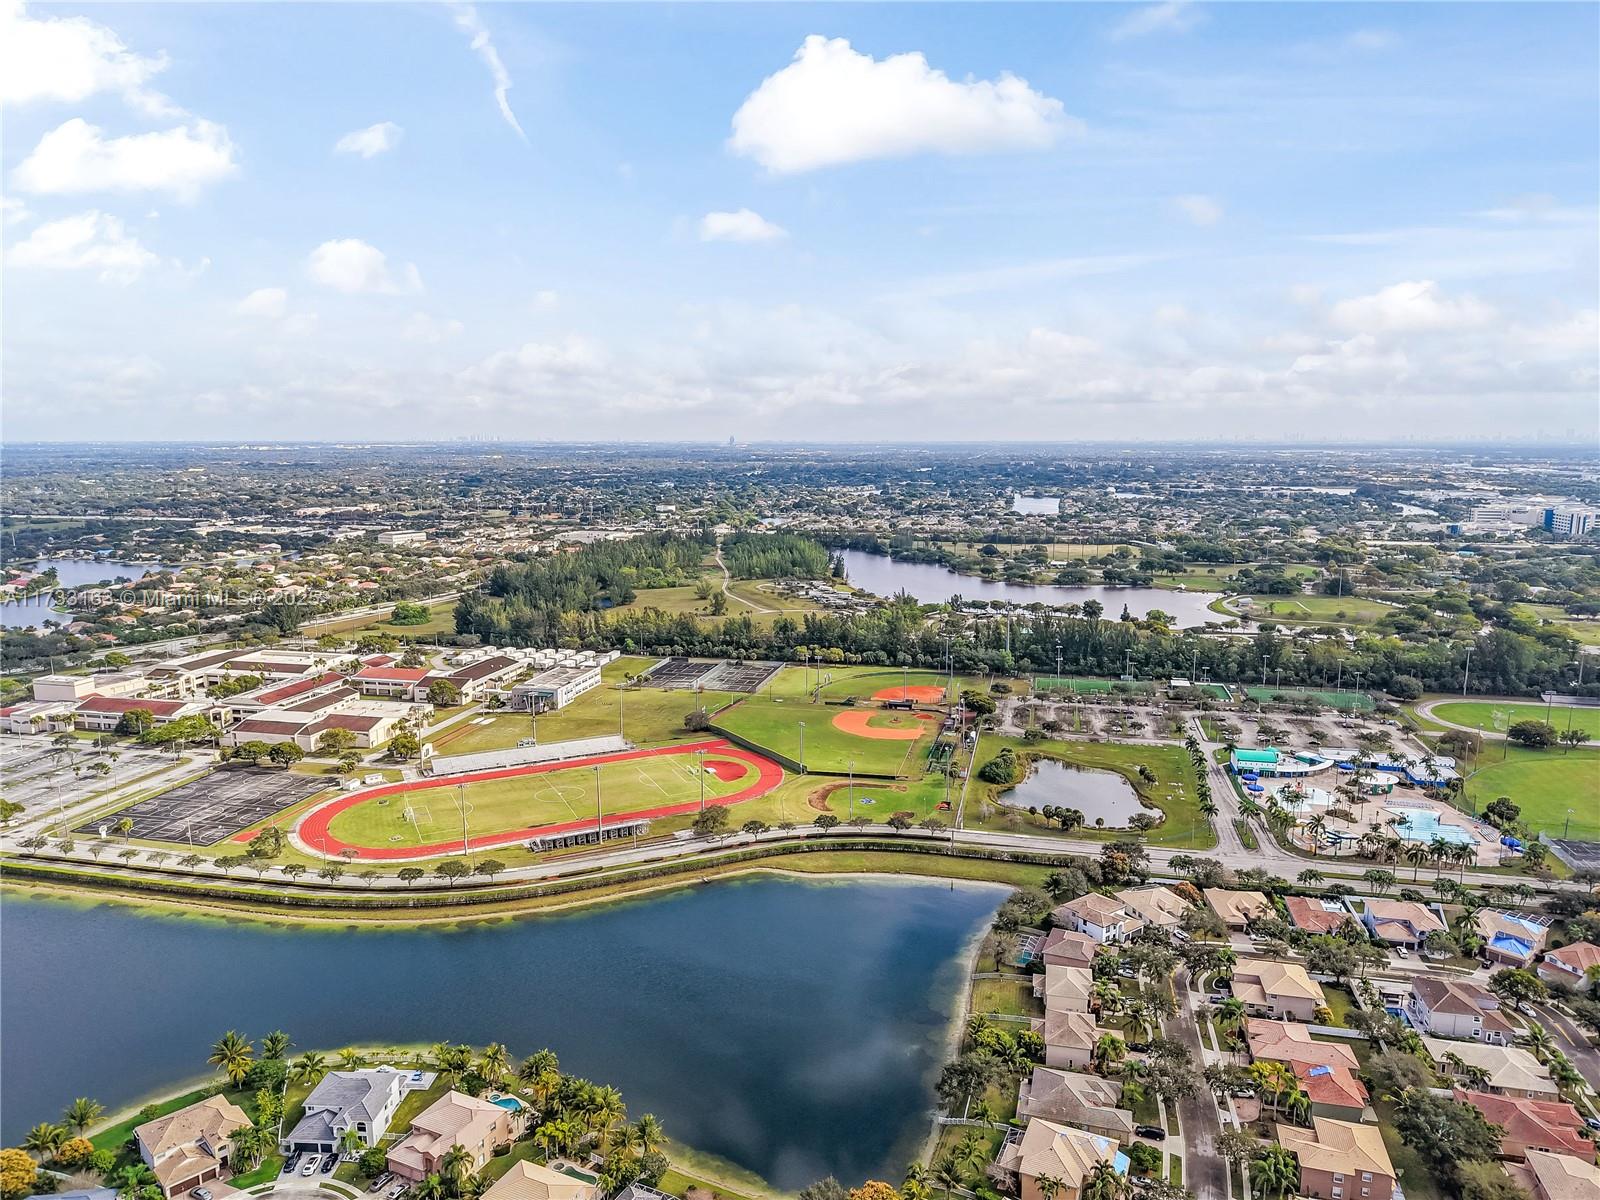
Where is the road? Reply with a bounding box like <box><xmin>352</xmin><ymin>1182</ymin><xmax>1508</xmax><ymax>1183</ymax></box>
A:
<box><xmin>1163</xmin><ymin>966</ymin><xmax>1227</xmax><ymax>1200</ymax></box>
<box><xmin>1542</xmin><ymin>1002</ymin><xmax>1600</xmax><ymax>1092</ymax></box>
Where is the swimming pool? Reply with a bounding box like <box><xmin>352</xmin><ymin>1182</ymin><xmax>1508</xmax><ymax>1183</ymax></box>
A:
<box><xmin>489</xmin><ymin>1095</ymin><xmax>524</xmax><ymax>1111</ymax></box>
<box><xmin>1390</xmin><ymin>807</ymin><xmax>1475</xmax><ymax>846</ymax></box>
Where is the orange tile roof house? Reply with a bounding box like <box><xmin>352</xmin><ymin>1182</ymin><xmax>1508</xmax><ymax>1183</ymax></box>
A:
<box><xmin>1405</xmin><ymin>976</ymin><xmax>1515</xmax><ymax>1045</ymax></box>
<box><xmin>1277</xmin><ymin>1117</ymin><xmax>1396</xmax><ymax>1200</ymax></box>
<box><xmin>1285</xmin><ymin>895</ymin><xmax>1357</xmax><ymax>935</ymax></box>
<box><xmin>1451</xmin><ymin>1089</ymin><xmax>1592</xmax><ymax>1161</ymax></box>
<box><xmin>1539</xmin><ymin>940</ymin><xmax>1600</xmax><ymax>989</ymax></box>
<box><xmin>1246</xmin><ymin>1020</ymin><xmax>1368</xmax><ymax>1121</ymax></box>
<box><xmin>386</xmin><ymin>1091</ymin><xmax>518</xmax><ymax>1182</ymax></box>
<box><xmin>134</xmin><ymin>1095</ymin><xmax>253</xmax><ymax>1198</ymax></box>
<box><xmin>1231</xmin><ymin>960</ymin><xmax>1326</xmax><ymax>1022</ymax></box>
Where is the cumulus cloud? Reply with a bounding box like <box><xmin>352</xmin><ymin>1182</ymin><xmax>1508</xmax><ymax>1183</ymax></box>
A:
<box><xmin>449</xmin><ymin>3</ymin><xmax>525</xmax><ymax>140</ymax></box>
<box><xmin>6</xmin><ymin>210</ymin><xmax>158</xmax><ymax>282</ymax></box>
<box><xmin>334</xmin><ymin>121</ymin><xmax>404</xmax><ymax>158</ymax></box>
<box><xmin>236</xmin><ymin>287</ymin><xmax>288</xmax><ymax>318</ymax></box>
<box><xmin>729</xmin><ymin>35</ymin><xmax>1075</xmax><ymax>173</ymax></box>
<box><xmin>699</xmin><ymin>209</ymin><xmax>788</xmax><ymax>242</ymax></box>
<box><xmin>1109</xmin><ymin>1</ymin><xmax>1204</xmax><ymax>41</ymax></box>
<box><xmin>1330</xmin><ymin>280</ymin><xmax>1494</xmax><ymax>333</ymax></box>
<box><xmin>2</xmin><ymin>196</ymin><xmax>30</xmax><ymax>226</ymax></box>
<box><xmin>0</xmin><ymin>1</ymin><xmax>177</xmax><ymax>115</ymax></box>
<box><xmin>11</xmin><ymin>118</ymin><xmax>237</xmax><ymax>201</ymax></box>
<box><xmin>1172</xmin><ymin>194</ymin><xmax>1222</xmax><ymax>226</ymax></box>
<box><xmin>305</xmin><ymin>239</ymin><xmax>423</xmax><ymax>295</ymax></box>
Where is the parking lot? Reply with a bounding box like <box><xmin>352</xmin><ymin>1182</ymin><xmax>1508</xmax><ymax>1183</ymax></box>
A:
<box><xmin>77</xmin><ymin>768</ymin><xmax>331</xmax><ymax>845</ymax></box>
<box><xmin>0</xmin><ymin>737</ymin><xmax>174</xmax><ymax>808</ymax></box>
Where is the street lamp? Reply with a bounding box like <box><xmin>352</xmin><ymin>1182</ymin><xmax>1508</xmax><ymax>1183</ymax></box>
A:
<box><xmin>1462</xmin><ymin>645</ymin><xmax>1474</xmax><ymax>698</ymax></box>
<box><xmin>848</xmin><ymin>760</ymin><xmax>855</xmax><ymax>818</ymax></box>
<box><xmin>698</xmin><ymin>749</ymin><xmax>707</xmax><ymax>812</ymax></box>
<box><xmin>594</xmin><ymin>765</ymin><xmax>603</xmax><ymax>844</ymax></box>
<box><xmin>798</xmin><ymin>721</ymin><xmax>806</xmax><ymax>771</ymax></box>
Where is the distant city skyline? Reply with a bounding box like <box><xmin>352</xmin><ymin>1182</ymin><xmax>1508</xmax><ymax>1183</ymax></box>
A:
<box><xmin>3</xmin><ymin>1</ymin><xmax>1597</xmax><ymax>442</ymax></box>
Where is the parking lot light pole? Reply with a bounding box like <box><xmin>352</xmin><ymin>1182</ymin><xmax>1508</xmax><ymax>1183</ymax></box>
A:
<box><xmin>849</xmin><ymin>760</ymin><xmax>855</xmax><ymax>818</ymax></box>
<box><xmin>699</xmin><ymin>750</ymin><xmax>706</xmax><ymax>813</ymax></box>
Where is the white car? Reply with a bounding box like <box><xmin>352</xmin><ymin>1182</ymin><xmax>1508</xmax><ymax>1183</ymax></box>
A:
<box><xmin>301</xmin><ymin>1156</ymin><xmax>321</xmax><ymax>1177</ymax></box>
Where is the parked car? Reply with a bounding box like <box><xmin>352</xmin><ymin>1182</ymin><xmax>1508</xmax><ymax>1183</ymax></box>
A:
<box><xmin>192</xmin><ymin>1189</ymin><xmax>212</xmax><ymax>1200</ymax></box>
<box><xmin>284</xmin><ymin>1156</ymin><xmax>300</xmax><ymax>1174</ymax></box>
<box><xmin>1585</xmin><ymin>1117</ymin><xmax>1600</xmax><ymax>1132</ymax></box>
<box><xmin>301</xmin><ymin>1157</ymin><xmax>321</xmax><ymax>1177</ymax></box>
<box><xmin>1395</xmin><ymin>946</ymin><xmax>1408</xmax><ymax>958</ymax></box>
<box><xmin>388</xmin><ymin>1184</ymin><xmax>408</xmax><ymax>1199</ymax></box>
<box><xmin>322</xmin><ymin>1155</ymin><xmax>338</xmax><ymax>1174</ymax></box>
<box><xmin>1126</xmin><ymin>1042</ymin><xmax>1151</xmax><ymax>1053</ymax></box>
<box><xmin>1134</xmin><ymin>1125</ymin><xmax>1167</xmax><ymax>1141</ymax></box>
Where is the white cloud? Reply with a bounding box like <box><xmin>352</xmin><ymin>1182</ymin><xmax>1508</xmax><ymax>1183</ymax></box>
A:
<box><xmin>305</xmin><ymin>239</ymin><xmax>423</xmax><ymax>295</ymax></box>
<box><xmin>532</xmin><ymin>290</ymin><xmax>560</xmax><ymax>311</ymax></box>
<box><xmin>11</xmin><ymin>118</ymin><xmax>237</xmax><ymax>201</ymax></box>
<box><xmin>1172</xmin><ymin>194</ymin><xmax>1223</xmax><ymax>226</ymax></box>
<box><xmin>236</xmin><ymin>287</ymin><xmax>288</xmax><ymax>318</ymax></box>
<box><xmin>1330</xmin><ymin>280</ymin><xmax>1495</xmax><ymax>333</ymax></box>
<box><xmin>729</xmin><ymin>35</ymin><xmax>1075</xmax><ymax>173</ymax></box>
<box><xmin>6</xmin><ymin>210</ymin><xmax>157</xmax><ymax>282</ymax></box>
<box><xmin>448</xmin><ymin>3</ymin><xmax>525</xmax><ymax>140</ymax></box>
<box><xmin>1344</xmin><ymin>29</ymin><xmax>1398</xmax><ymax>52</ymax></box>
<box><xmin>402</xmin><ymin>312</ymin><xmax>465</xmax><ymax>343</ymax></box>
<box><xmin>1109</xmin><ymin>1</ymin><xmax>1204</xmax><ymax>41</ymax></box>
<box><xmin>0</xmin><ymin>1</ymin><xmax>176</xmax><ymax>115</ymax></box>
<box><xmin>2</xmin><ymin>196</ymin><xmax>30</xmax><ymax>226</ymax></box>
<box><xmin>334</xmin><ymin>121</ymin><xmax>404</xmax><ymax>158</ymax></box>
<box><xmin>699</xmin><ymin>209</ymin><xmax>788</xmax><ymax>243</ymax></box>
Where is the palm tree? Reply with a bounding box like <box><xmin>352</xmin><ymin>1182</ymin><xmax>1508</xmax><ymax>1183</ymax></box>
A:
<box><xmin>1213</xmin><ymin>998</ymin><xmax>1247</xmax><ymax>1039</ymax></box>
<box><xmin>438</xmin><ymin>1146</ymin><xmax>474</xmax><ymax>1197</ymax></box>
<box><xmin>1249</xmin><ymin>1146</ymin><xmax>1299</xmax><ymax>1199</ymax></box>
<box><xmin>209</xmin><ymin>1031</ymin><xmax>255</xmax><ymax>1086</ymax></box>
<box><xmin>62</xmin><ymin>1097</ymin><xmax>104</xmax><ymax>1134</ymax></box>
<box><xmin>23</xmin><ymin>1122</ymin><xmax>67</xmax><ymax>1161</ymax></box>
<box><xmin>589</xmin><ymin>1085</ymin><xmax>627</xmax><ymax>1147</ymax></box>
<box><xmin>114</xmin><ymin>1164</ymin><xmax>159</xmax><ymax>1200</ymax></box>
<box><xmin>339</xmin><ymin>1127</ymin><xmax>365</xmax><ymax>1158</ymax></box>
<box><xmin>479</xmin><ymin>1043</ymin><xmax>510</xmax><ymax>1087</ymax></box>
<box><xmin>262</xmin><ymin>1031</ymin><xmax>292</xmax><ymax>1060</ymax></box>
<box><xmin>1524</xmin><ymin>1023</ymin><xmax>1556</xmax><ymax>1064</ymax></box>
<box><xmin>1282</xmin><ymin>1088</ymin><xmax>1312</xmax><ymax>1127</ymax></box>
<box><xmin>632</xmin><ymin>1113</ymin><xmax>665</xmax><ymax>1155</ymax></box>
<box><xmin>930</xmin><ymin>1154</ymin><xmax>964</xmax><ymax>1200</ymax></box>
<box><xmin>228</xmin><ymin>1124</ymin><xmax>266</xmax><ymax>1171</ymax></box>
<box><xmin>1403</xmin><ymin>841</ymin><xmax>1430</xmax><ymax>882</ymax></box>
<box><xmin>1091</xmin><ymin>1033</ymin><xmax>1126</xmax><ymax>1074</ymax></box>
<box><xmin>952</xmin><ymin>1132</ymin><xmax>988</xmax><ymax>1177</ymax></box>
<box><xmin>292</xmin><ymin>1051</ymin><xmax>329</xmax><ymax>1085</ymax></box>
<box><xmin>1035</xmin><ymin>1175</ymin><xmax>1065</xmax><ymax>1200</ymax></box>
<box><xmin>970</xmin><ymin>1099</ymin><xmax>997</xmax><ymax>1130</ymax></box>
<box><xmin>339</xmin><ymin>1047</ymin><xmax>364</xmax><ymax>1071</ymax></box>
<box><xmin>1081</xmin><ymin>1160</ymin><xmax>1123</xmax><ymax>1200</ymax></box>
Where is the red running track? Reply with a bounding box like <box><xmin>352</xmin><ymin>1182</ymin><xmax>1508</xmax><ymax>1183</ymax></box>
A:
<box><xmin>284</xmin><ymin>739</ymin><xmax>784</xmax><ymax>861</ymax></box>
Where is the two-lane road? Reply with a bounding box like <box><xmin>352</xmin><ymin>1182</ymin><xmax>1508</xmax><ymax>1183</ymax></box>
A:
<box><xmin>1163</xmin><ymin>966</ymin><xmax>1227</xmax><ymax>1200</ymax></box>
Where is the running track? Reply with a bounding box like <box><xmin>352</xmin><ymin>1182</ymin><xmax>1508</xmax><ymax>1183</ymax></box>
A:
<box><xmin>287</xmin><ymin>739</ymin><xmax>784</xmax><ymax>861</ymax></box>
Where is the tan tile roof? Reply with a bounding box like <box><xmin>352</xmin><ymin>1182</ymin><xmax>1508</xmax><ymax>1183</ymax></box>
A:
<box><xmin>1056</xmin><ymin>893</ymin><xmax>1133</xmax><ymax>925</ymax></box>
<box><xmin>1204</xmin><ymin>888</ymin><xmax>1270</xmax><ymax>925</ymax></box>
<box><xmin>1522</xmin><ymin>1150</ymin><xmax>1600</xmax><ymax>1200</ymax></box>
<box><xmin>1039</xmin><ymin>965</ymin><xmax>1094</xmax><ymax>1011</ymax></box>
<box><xmin>480</xmin><ymin>1161</ymin><xmax>595</xmax><ymax>1200</ymax></box>
<box><xmin>1036</xmin><ymin>1009</ymin><xmax>1103</xmax><ymax>1051</ymax></box>
<box><xmin>1245</xmin><ymin>1020</ymin><xmax>1359</xmax><ymax>1070</ymax></box>
<box><xmin>1277</xmin><ymin>1117</ymin><xmax>1393</xmax><ymax>1180</ymax></box>
<box><xmin>1001</xmin><ymin>1120</ymin><xmax>1119</xmax><ymax>1189</ymax></box>
<box><xmin>135</xmin><ymin>1095</ymin><xmax>252</xmax><ymax>1161</ymax></box>
<box><xmin>1039</xmin><ymin>928</ymin><xmax>1098</xmax><ymax>967</ymax></box>
<box><xmin>1420</xmin><ymin>1037</ymin><xmax>1558</xmax><ymax>1094</ymax></box>
<box><xmin>1114</xmin><ymin>885</ymin><xmax>1192</xmax><ymax>927</ymax></box>
<box><xmin>1234</xmin><ymin>960</ymin><xmax>1326</xmax><ymax>1004</ymax></box>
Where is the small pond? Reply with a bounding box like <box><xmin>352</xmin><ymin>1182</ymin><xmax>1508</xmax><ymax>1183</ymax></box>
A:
<box><xmin>996</xmin><ymin>758</ymin><xmax>1151</xmax><ymax>827</ymax></box>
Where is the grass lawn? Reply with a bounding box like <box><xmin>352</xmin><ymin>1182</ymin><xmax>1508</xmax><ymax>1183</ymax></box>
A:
<box><xmin>325</xmin><ymin>748</ymin><xmax>770</xmax><ymax>849</ymax></box>
<box><xmin>762</xmin><ymin>663</ymin><xmax>991</xmax><ymax>703</ymax></box>
<box><xmin>1320</xmin><ymin>983</ymin><xmax>1357</xmax><ymax>1027</ymax></box>
<box><xmin>1432</xmin><ymin>700</ymin><xmax>1600</xmax><ymax>739</ymax></box>
<box><xmin>966</xmin><ymin>737</ymin><xmax>1215</xmax><ymax>849</ymax></box>
<box><xmin>1032</xmin><ymin>676</ymin><xmax>1153</xmax><ymax>695</ymax></box>
<box><xmin>713</xmin><ymin>695</ymin><xmax>935</xmax><ymax>776</ymax></box>
<box><xmin>971</xmin><ymin>977</ymin><xmax>1041</xmax><ymax>1018</ymax></box>
<box><xmin>478</xmin><ymin>1140</ymin><xmax>545</xmax><ymax>1183</ymax></box>
<box><xmin>1371</xmin><ymin>1094</ymin><xmax>1443</xmax><ymax>1200</ymax></box>
<box><xmin>1239</xmin><ymin>594</ymin><xmax>1392</xmax><ymax>627</ymax></box>
<box><xmin>1459</xmin><ymin>746</ymin><xmax>1600</xmax><ymax>840</ymax></box>
<box><xmin>1242</xmin><ymin>686</ymin><xmax>1375</xmax><ymax>712</ymax></box>
<box><xmin>366</xmin><ymin>608</ymin><xmax>460</xmax><ymax>639</ymax></box>
<box><xmin>1517</xmin><ymin>604</ymin><xmax>1600</xmax><ymax>647</ymax></box>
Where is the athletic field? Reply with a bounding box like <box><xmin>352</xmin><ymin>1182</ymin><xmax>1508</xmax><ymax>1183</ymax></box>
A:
<box><xmin>1243</xmin><ymin>686</ymin><xmax>1374</xmax><ymax>711</ymax></box>
<box><xmin>1032</xmin><ymin>676</ymin><xmax>1153</xmax><ymax>695</ymax></box>
<box><xmin>714</xmin><ymin>696</ymin><xmax>934</xmax><ymax>776</ymax></box>
<box><xmin>1432</xmin><ymin>700</ymin><xmax>1600</xmax><ymax>739</ymax></box>
<box><xmin>1460</xmin><ymin>746</ymin><xmax>1600</xmax><ymax>840</ymax></box>
<box><xmin>303</xmin><ymin>740</ymin><xmax>782</xmax><ymax>858</ymax></box>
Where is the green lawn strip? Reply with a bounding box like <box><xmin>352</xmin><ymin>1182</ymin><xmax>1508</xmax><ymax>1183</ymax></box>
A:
<box><xmin>1432</xmin><ymin>700</ymin><xmax>1600</xmax><ymax>739</ymax></box>
<box><xmin>970</xmin><ymin>977</ymin><xmax>1041</xmax><ymax>1018</ymax></box>
<box><xmin>1319</xmin><ymin>983</ymin><xmax>1357</xmax><ymax>1027</ymax></box>
<box><xmin>1237</xmin><ymin>594</ymin><xmax>1391</xmax><ymax>627</ymax></box>
<box><xmin>1232</xmin><ymin>820</ymin><xmax>1259</xmax><ymax>850</ymax></box>
<box><xmin>660</xmin><ymin>1140</ymin><xmax>779</xmax><ymax>1200</ymax></box>
<box><xmin>478</xmin><ymin>1139</ymin><xmax>545</xmax><ymax>1184</ymax></box>
<box><xmin>1515</xmin><ymin>604</ymin><xmax>1600</xmax><ymax>647</ymax></box>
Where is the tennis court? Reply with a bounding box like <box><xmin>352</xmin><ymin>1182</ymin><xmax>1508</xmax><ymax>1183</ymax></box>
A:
<box><xmin>82</xmin><ymin>769</ymin><xmax>331</xmax><ymax>845</ymax></box>
<box><xmin>640</xmin><ymin>657</ymin><xmax>719</xmax><ymax>689</ymax></box>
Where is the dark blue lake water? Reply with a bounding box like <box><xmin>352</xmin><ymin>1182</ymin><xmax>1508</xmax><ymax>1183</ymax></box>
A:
<box><xmin>0</xmin><ymin>877</ymin><xmax>1000</xmax><ymax>1188</ymax></box>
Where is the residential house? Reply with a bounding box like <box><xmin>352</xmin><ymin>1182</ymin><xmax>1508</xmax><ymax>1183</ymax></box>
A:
<box><xmin>1113</xmin><ymin>885</ymin><xmax>1192</xmax><ymax>931</ymax></box>
<box><xmin>134</xmin><ymin>1095</ymin><xmax>254</xmax><ymax>1198</ymax></box>
<box><xmin>1015</xmin><ymin>1068</ymin><xmax>1135</xmax><ymax>1145</ymax></box>
<box><xmin>1051</xmin><ymin>894</ymin><xmax>1143</xmax><ymax>944</ymax></box>
<box><xmin>1276</xmin><ymin>1117</ymin><xmax>1396</xmax><ymax>1200</ymax></box>
<box><xmin>386</xmin><ymin>1091</ymin><xmax>518</xmax><ymax>1182</ymax></box>
<box><xmin>1231</xmin><ymin>960</ymin><xmax>1326</xmax><ymax>1022</ymax></box>
<box><xmin>1405</xmin><ymin>977</ymin><xmax>1516</xmax><ymax>1045</ymax></box>
<box><xmin>1034</xmin><ymin>965</ymin><xmax>1094</xmax><ymax>1014</ymax></box>
<box><xmin>1038</xmin><ymin>928</ymin><xmax>1098</xmax><ymax>970</ymax></box>
<box><xmin>1420</xmin><ymin>1037</ymin><xmax>1559</xmax><ymax>1098</ymax></box>
<box><xmin>280</xmin><ymin>1070</ymin><xmax>406</xmax><ymax>1156</ymax></box>
<box><xmin>1538</xmin><ymin>941</ymin><xmax>1600</xmax><ymax>990</ymax></box>
<box><xmin>1450</xmin><ymin>1089</ymin><xmax>1591</xmax><ymax>1161</ymax></box>
<box><xmin>480</xmin><ymin>1161</ymin><xmax>601</xmax><ymax>1200</ymax></box>
<box><xmin>1033</xmin><ymin>1010</ymin><xmax>1106</xmax><ymax>1072</ymax></box>
<box><xmin>991</xmin><ymin>1119</ymin><xmax>1127</xmax><ymax>1200</ymax></box>
<box><xmin>1285</xmin><ymin>895</ymin><xmax>1358</xmax><ymax>936</ymax></box>
<box><xmin>1246</xmin><ymin>1020</ymin><xmax>1368</xmax><ymax>1122</ymax></box>
<box><xmin>1359</xmin><ymin>899</ymin><xmax>1445</xmax><ymax>949</ymax></box>
<box><xmin>1203</xmin><ymin>888</ymin><xmax>1271</xmax><ymax>930</ymax></box>
<box><xmin>1477</xmin><ymin>911</ymin><xmax>1551</xmax><ymax>968</ymax></box>
<box><xmin>1505</xmin><ymin>1150</ymin><xmax>1600</xmax><ymax>1200</ymax></box>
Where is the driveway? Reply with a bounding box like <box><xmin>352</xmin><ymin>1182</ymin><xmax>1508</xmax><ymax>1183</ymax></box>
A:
<box><xmin>1163</xmin><ymin>967</ymin><xmax>1228</xmax><ymax>1200</ymax></box>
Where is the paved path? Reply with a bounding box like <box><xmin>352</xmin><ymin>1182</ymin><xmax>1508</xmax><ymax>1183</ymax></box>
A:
<box><xmin>1164</xmin><ymin>966</ymin><xmax>1227</xmax><ymax>1200</ymax></box>
<box><xmin>714</xmin><ymin>544</ymin><xmax>776</xmax><ymax>613</ymax></box>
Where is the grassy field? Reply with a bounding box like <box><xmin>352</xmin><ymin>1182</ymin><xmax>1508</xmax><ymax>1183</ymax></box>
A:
<box><xmin>1032</xmin><ymin>676</ymin><xmax>1153</xmax><ymax>695</ymax></box>
<box><xmin>763</xmin><ymin>663</ymin><xmax>987</xmax><ymax>703</ymax></box>
<box><xmin>971</xmin><ymin>977</ymin><xmax>1041</xmax><ymax>1018</ymax></box>
<box><xmin>1239</xmin><ymin>594</ymin><xmax>1392</xmax><ymax>626</ymax></box>
<box><xmin>1432</xmin><ymin>700</ymin><xmax>1600</xmax><ymax>739</ymax></box>
<box><xmin>1459</xmin><ymin>746</ymin><xmax>1600</xmax><ymax>840</ymax></box>
<box><xmin>1243</xmin><ymin>686</ymin><xmax>1375</xmax><ymax>711</ymax></box>
<box><xmin>966</xmin><ymin>736</ymin><xmax>1214</xmax><ymax>849</ymax></box>
<box><xmin>614</xmin><ymin>580</ymin><xmax>828</xmax><ymax>626</ymax></box>
<box><xmin>1517</xmin><ymin>603</ymin><xmax>1600</xmax><ymax>647</ymax></box>
<box><xmin>325</xmin><ymin>749</ymin><xmax>766</xmax><ymax>848</ymax></box>
<box><xmin>713</xmin><ymin>695</ymin><xmax>936</xmax><ymax>776</ymax></box>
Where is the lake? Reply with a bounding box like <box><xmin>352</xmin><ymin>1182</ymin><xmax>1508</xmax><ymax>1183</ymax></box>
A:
<box><xmin>0</xmin><ymin>878</ymin><xmax>1001</xmax><ymax>1188</ymax></box>
<box><xmin>836</xmin><ymin>550</ymin><xmax>1219</xmax><ymax>628</ymax></box>
<box><xmin>996</xmin><ymin>759</ymin><xmax>1150</xmax><ymax>827</ymax></box>
<box><xmin>0</xmin><ymin>559</ymin><xmax>177</xmax><ymax>630</ymax></box>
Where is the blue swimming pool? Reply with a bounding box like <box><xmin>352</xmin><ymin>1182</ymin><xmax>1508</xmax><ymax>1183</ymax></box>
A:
<box><xmin>489</xmin><ymin>1095</ymin><xmax>524</xmax><ymax>1112</ymax></box>
<box><xmin>1390</xmin><ymin>807</ymin><xmax>1475</xmax><ymax>846</ymax></box>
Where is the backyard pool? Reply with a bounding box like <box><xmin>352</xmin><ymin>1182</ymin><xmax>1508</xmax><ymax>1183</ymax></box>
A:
<box><xmin>1390</xmin><ymin>806</ymin><xmax>1476</xmax><ymax>846</ymax></box>
<box><xmin>489</xmin><ymin>1095</ymin><xmax>524</xmax><ymax>1111</ymax></box>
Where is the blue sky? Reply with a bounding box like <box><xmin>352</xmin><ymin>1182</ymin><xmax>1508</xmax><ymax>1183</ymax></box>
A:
<box><xmin>3</xmin><ymin>1</ymin><xmax>1596</xmax><ymax>441</ymax></box>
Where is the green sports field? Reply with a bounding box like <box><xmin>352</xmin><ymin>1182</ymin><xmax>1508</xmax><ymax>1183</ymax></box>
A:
<box><xmin>324</xmin><ymin>751</ymin><xmax>763</xmax><ymax>850</ymax></box>
<box><xmin>713</xmin><ymin>696</ymin><xmax>935</xmax><ymax>776</ymax></box>
<box><xmin>1432</xmin><ymin>700</ymin><xmax>1600</xmax><ymax>739</ymax></box>
<box><xmin>1460</xmin><ymin>746</ymin><xmax>1600</xmax><ymax>840</ymax></box>
<box><xmin>1240</xmin><ymin>594</ymin><xmax>1393</xmax><ymax>626</ymax></box>
<box><xmin>1244</xmin><ymin>686</ymin><xmax>1374</xmax><ymax>711</ymax></box>
<box><xmin>762</xmin><ymin>663</ymin><xmax>987</xmax><ymax>703</ymax></box>
<box><xmin>1032</xmin><ymin>676</ymin><xmax>1153</xmax><ymax>695</ymax></box>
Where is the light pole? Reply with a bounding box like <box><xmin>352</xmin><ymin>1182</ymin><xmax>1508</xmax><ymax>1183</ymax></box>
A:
<box><xmin>1261</xmin><ymin>657</ymin><xmax>1268</xmax><ymax>688</ymax></box>
<box><xmin>698</xmin><ymin>749</ymin><xmax>706</xmax><ymax>813</ymax></box>
<box><xmin>848</xmin><ymin>760</ymin><xmax>855</xmax><ymax>819</ymax></box>
<box><xmin>798</xmin><ymin>721</ymin><xmax>806</xmax><ymax>771</ymax></box>
<box><xmin>1462</xmin><ymin>645</ymin><xmax>1474</xmax><ymax>697</ymax></box>
<box><xmin>594</xmin><ymin>765</ymin><xmax>603</xmax><ymax>844</ymax></box>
